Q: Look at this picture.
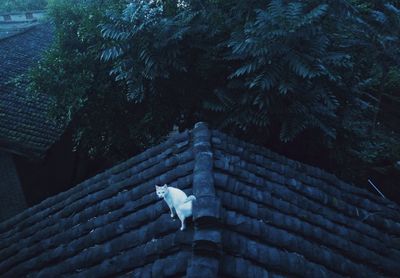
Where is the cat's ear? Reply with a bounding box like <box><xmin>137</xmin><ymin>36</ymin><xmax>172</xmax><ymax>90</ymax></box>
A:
<box><xmin>155</xmin><ymin>185</ymin><xmax>160</xmax><ymax>189</ymax></box>
<box><xmin>163</xmin><ymin>184</ymin><xmax>168</xmax><ymax>188</ymax></box>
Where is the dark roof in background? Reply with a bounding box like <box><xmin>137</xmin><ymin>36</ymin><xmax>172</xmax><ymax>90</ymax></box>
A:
<box><xmin>0</xmin><ymin>22</ymin><xmax>63</xmax><ymax>158</ymax></box>
<box><xmin>0</xmin><ymin>123</ymin><xmax>399</xmax><ymax>277</ymax></box>
<box><xmin>0</xmin><ymin>23</ymin><xmax>33</xmax><ymax>39</ymax></box>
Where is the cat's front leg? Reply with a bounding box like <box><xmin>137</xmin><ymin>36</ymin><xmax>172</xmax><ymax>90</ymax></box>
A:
<box><xmin>168</xmin><ymin>205</ymin><xmax>175</xmax><ymax>218</ymax></box>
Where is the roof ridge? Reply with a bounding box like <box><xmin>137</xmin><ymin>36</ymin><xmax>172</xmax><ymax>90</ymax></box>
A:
<box><xmin>187</xmin><ymin>122</ymin><xmax>221</xmax><ymax>278</ymax></box>
<box><xmin>0</xmin><ymin>122</ymin><xmax>399</xmax><ymax>276</ymax></box>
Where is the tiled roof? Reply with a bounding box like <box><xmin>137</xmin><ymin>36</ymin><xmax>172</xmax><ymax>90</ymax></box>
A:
<box><xmin>0</xmin><ymin>22</ymin><xmax>63</xmax><ymax>158</ymax></box>
<box><xmin>0</xmin><ymin>123</ymin><xmax>399</xmax><ymax>277</ymax></box>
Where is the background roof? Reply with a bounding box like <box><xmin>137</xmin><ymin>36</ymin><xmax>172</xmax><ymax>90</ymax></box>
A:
<box><xmin>0</xmin><ymin>123</ymin><xmax>399</xmax><ymax>277</ymax></box>
<box><xmin>0</xmin><ymin>21</ymin><xmax>64</xmax><ymax>158</ymax></box>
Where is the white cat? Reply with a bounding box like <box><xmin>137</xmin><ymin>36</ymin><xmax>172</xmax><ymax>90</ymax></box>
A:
<box><xmin>155</xmin><ymin>184</ymin><xmax>196</xmax><ymax>230</ymax></box>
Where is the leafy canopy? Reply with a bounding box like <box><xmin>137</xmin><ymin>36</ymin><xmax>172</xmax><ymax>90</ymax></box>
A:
<box><xmin>101</xmin><ymin>0</ymin><xmax>354</xmax><ymax>142</ymax></box>
<box><xmin>29</xmin><ymin>0</ymin><xmax>400</xmax><ymax>193</ymax></box>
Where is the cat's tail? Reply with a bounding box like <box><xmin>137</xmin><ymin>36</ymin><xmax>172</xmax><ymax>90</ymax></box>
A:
<box><xmin>185</xmin><ymin>195</ymin><xmax>196</xmax><ymax>203</ymax></box>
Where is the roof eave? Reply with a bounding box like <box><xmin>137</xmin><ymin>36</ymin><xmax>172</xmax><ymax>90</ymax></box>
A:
<box><xmin>0</xmin><ymin>138</ymin><xmax>46</xmax><ymax>160</ymax></box>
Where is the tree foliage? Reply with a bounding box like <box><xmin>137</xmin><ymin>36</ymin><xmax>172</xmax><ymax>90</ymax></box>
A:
<box><xmin>29</xmin><ymin>0</ymin><xmax>177</xmax><ymax>162</ymax></box>
<box><xmin>29</xmin><ymin>0</ymin><xmax>400</xmax><ymax>196</ymax></box>
<box><xmin>218</xmin><ymin>1</ymin><xmax>352</xmax><ymax>142</ymax></box>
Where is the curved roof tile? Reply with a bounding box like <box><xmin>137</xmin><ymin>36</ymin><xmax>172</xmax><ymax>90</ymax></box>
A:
<box><xmin>0</xmin><ymin>22</ymin><xmax>64</xmax><ymax>158</ymax></box>
<box><xmin>0</xmin><ymin>123</ymin><xmax>399</xmax><ymax>277</ymax></box>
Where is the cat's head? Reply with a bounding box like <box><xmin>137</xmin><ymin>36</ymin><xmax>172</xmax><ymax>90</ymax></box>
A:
<box><xmin>155</xmin><ymin>184</ymin><xmax>168</xmax><ymax>198</ymax></box>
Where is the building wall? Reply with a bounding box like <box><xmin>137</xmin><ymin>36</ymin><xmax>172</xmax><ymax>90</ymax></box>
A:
<box><xmin>0</xmin><ymin>151</ymin><xmax>26</xmax><ymax>222</ymax></box>
<box><xmin>0</xmin><ymin>11</ymin><xmax>45</xmax><ymax>23</ymax></box>
<box><xmin>14</xmin><ymin>127</ymin><xmax>105</xmax><ymax>207</ymax></box>
<box><xmin>0</xmin><ymin>11</ymin><xmax>46</xmax><ymax>40</ymax></box>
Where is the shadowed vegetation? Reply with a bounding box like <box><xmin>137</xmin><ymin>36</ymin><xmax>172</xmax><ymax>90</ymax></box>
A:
<box><xmin>28</xmin><ymin>0</ymin><xmax>400</xmax><ymax>200</ymax></box>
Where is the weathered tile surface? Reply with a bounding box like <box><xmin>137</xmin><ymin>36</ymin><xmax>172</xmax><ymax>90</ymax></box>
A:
<box><xmin>0</xmin><ymin>23</ymin><xmax>63</xmax><ymax>158</ymax></box>
<box><xmin>0</xmin><ymin>123</ymin><xmax>399</xmax><ymax>277</ymax></box>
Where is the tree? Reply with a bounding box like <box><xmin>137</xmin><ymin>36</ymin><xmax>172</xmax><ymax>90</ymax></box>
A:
<box><xmin>30</xmin><ymin>0</ymin><xmax>174</xmax><ymax>162</ymax></box>
<box><xmin>332</xmin><ymin>2</ymin><xmax>400</xmax><ymax>185</ymax></box>
<box><xmin>30</xmin><ymin>0</ymin><xmax>400</xmax><ymax>199</ymax></box>
<box><xmin>100</xmin><ymin>0</ymin><xmax>400</xmax><ymax>191</ymax></box>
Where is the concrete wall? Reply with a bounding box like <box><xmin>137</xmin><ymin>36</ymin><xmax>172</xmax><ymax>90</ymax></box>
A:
<box><xmin>0</xmin><ymin>151</ymin><xmax>26</xmax><ymax>222</ymax></box>
<box><xmin>0</xmin><ymin>10</ymin><xmax>45</xmax><ymax>23</ymax></box>
<box><xmin>0</xmin><ymin>10</ymin><xmax>46</xmax><ymax>39</ymax></box>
